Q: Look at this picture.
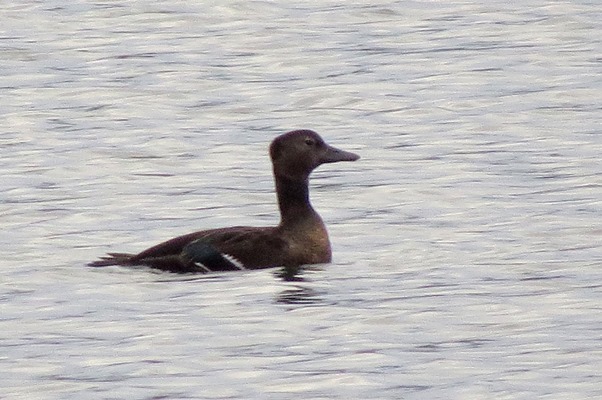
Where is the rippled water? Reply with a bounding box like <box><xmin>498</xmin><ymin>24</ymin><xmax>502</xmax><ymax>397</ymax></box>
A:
<box><xmin>2</xmin><ymin>1</ymin><xmax>601</xmax><ymax>399</ymax></box>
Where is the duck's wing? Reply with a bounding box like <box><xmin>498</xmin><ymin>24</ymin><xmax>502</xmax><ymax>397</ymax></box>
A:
<box><xmin>132</xmin><ymin>228</ymin><xmax>248</xmax><ymax>260</ymax></box>
<box><xmin>183</xmin><ymin>227</ymin><xmax>289</xmax><ymax>271</ymax></box>
<box><xmin>87</xmin><ymin>228</ymin><xmax>245</xmax><ymax>269</ymax></box>
<box><xmin>137</xmin><ymin>227</ymin><xmax>289</xmax><ymax>273</ymax></box>
<box><xmin>89</xmin><ymin>226</ymin><xmax>289</xmax><ymax>273</ymax></box>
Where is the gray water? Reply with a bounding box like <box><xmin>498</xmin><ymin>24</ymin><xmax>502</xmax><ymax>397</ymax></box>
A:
<box><xmin>1</xmin><ymin>1</ymin><xmax>601</xmax><ymax>399</ymax></box>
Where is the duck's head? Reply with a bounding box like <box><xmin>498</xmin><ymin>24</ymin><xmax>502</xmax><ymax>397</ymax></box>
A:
<box><xmin>269</xmin><ymin>130</ymin><xmax>360</xmax><ymax>181</ymax></box>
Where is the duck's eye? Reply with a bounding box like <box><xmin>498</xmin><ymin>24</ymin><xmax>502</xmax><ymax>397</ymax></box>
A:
<box><xmin>304</xmin><ymin>138</ymin><xmax>315</xmax><ymax>146</ymax></box>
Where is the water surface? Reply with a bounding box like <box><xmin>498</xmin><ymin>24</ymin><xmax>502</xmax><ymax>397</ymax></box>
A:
<box><xmin>1</xmin><ymin>1</ymin><xmax>601</xmax><ymax>399</ymax></box>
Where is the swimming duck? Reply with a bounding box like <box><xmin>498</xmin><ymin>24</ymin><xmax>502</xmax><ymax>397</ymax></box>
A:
<box><xmin>89</xmin><ymin>129</ymin><xmax>360</xmax><ymax>273</ymax></box>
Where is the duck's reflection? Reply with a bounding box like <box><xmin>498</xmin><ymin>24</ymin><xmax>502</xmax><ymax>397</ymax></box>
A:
<box><xmin>274</xmin><ymin>265</ymin><xmax>326</xmax><ymax>305</ymax></box>
<box><xmin>274</xmin><ymin>265</ymin><xmax>306</xmax><ymax>282</ymax></box>
<box><xmin>275</xmin><ymin>285</ymin><xmax>325</xmax><ymax>305</ymax></box>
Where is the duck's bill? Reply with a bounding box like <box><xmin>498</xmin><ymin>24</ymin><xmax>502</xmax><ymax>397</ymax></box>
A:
<box><xmin>321</xmin><ymin>145</ymin><xmax>360</xmax><ymax>163</ymax></box>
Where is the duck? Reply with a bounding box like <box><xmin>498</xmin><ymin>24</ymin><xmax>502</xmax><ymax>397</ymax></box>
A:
<box><xmin>89</xmin><ymin>129</ymin><xmax>360</xmax><ymax>273</ymax></box>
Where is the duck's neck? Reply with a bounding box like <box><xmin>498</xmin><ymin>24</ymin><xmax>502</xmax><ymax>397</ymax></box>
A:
<box><xmin>274</xmin><ymin>174</ymin><xmax>319</xmax><ymax>227</ymax></box>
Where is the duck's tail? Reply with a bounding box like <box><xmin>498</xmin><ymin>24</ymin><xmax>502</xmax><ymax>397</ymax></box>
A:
<box><xmin>88</xmin><ymin>253</ymin><xmax>136</xmax><ymax>267</ymax></box>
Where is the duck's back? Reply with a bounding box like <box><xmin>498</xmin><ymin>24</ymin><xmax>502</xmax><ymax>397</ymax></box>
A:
<box><xmin>104</xmin><ymin>226</ymin><xmax>288</xmax><ymax>271</ymax></box>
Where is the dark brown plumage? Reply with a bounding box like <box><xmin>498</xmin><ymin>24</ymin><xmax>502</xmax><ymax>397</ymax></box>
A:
<box><xmin>89</xmin><ymin>129</ymin><xmax>359</xmax><ymax>273</ymax></box>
